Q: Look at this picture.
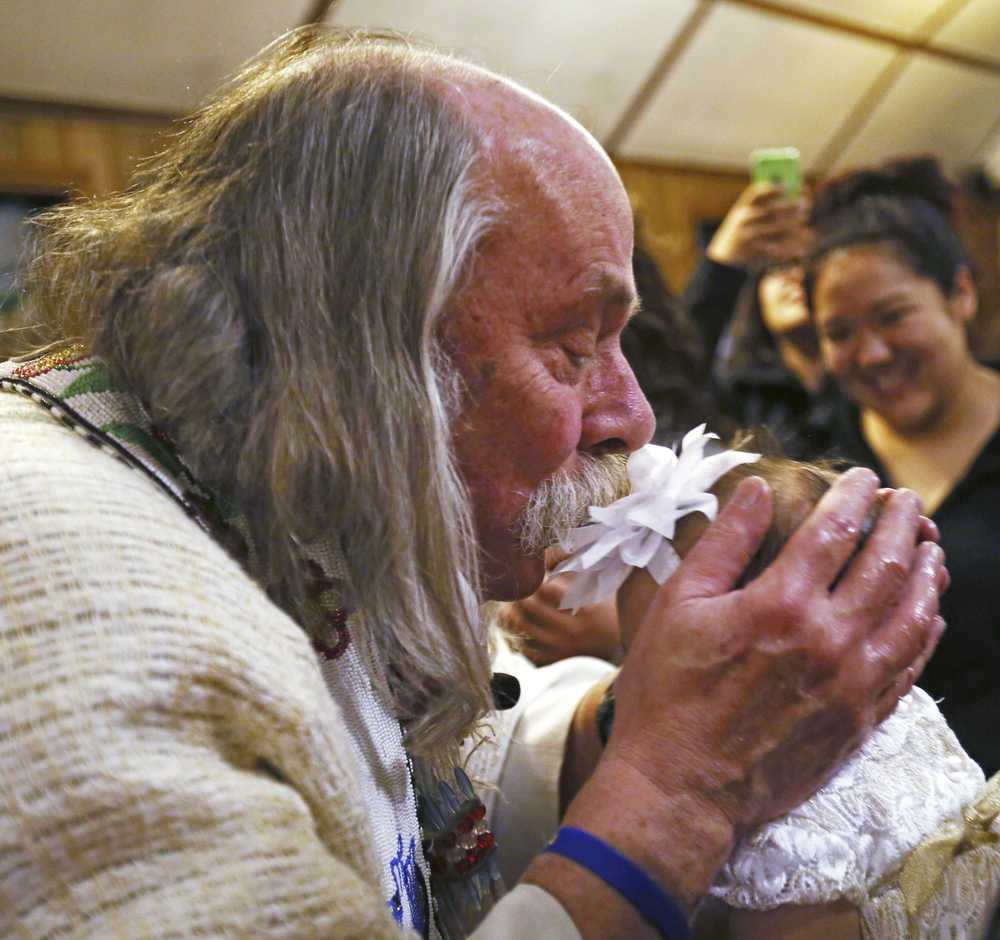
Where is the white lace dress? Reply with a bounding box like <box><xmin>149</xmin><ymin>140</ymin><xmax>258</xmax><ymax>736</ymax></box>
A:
<box><xmin>711</xmin><ymin>686</ymin><xmax>1000</xmax><ymax>937</ymax></box>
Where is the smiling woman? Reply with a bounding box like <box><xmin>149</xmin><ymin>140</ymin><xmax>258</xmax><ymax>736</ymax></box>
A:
<box><xmin>808</xmin><ymin>155</ymin><xmax>1000</xmax><ymax>775</ymax></box>
<box><xmin>813</xmin><ymin>237</ymin><xmax>980</xmax><ymax>445</ymax></box>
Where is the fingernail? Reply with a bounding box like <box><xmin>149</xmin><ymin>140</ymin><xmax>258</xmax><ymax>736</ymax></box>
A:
<box><xmin>894</xmin><ymin>487</ymin><xmax>923</xmax><ymax>510</ymax></box>
<box><xmin>842</xmin><ymin>467</ymin><xmax>879</xmax><ymax>493</ymax></box>
<box><xmin>923</xmin><ymin>540</ymin><xmax>943</xmax><ymax>564</ymax></box>
<box><xmin>733</xmin><ymin>476</ymin><xmax>765</xmax><ymax>508</ymax></box>
<box><xmin>844</xmin><ymin>466</ymin><xmax>877</xmax><ymax>484</ymax></box>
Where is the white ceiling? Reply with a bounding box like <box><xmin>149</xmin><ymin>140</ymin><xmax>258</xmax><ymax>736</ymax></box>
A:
<box><xmin>620</xmin><ymin>3</ymin><xmax>896</xmax><ymax>168</ymax></box>
<box><xmin>3</xmin><ymin>0</ymin><xmax>1000</xmax><ymax>180</ymax></box>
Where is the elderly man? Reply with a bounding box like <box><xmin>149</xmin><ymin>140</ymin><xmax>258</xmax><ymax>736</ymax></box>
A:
<box><xmin>0</xmin><ymin>28</ymin><xmax>943</xmax><ymax>938</ymax></box>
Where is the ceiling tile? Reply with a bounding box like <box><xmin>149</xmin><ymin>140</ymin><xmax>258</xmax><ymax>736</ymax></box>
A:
<box><xmin>772</xmin><ymin>0</ymin><xmax>948</xmax><ymax>37</ymax></box>
<box><xmin>1</xmin><ymin>0</ymin><xmax>997</xmax><ymax>183</ymax></box>
<box><xmin>930</xmin><ymin>0</ymin><xmax>1000</xmax><ymax>64</ymax></box>
<box><xmin>326</xmin><ymin>0</ymin><xmax>699</xmax><ymax>139</ymax></box>
<box><xmin>0</xmin><ymin>0</ymin><xmax>311</xmax><ymax>112</ymax></box>
<box><xmin>831</xmin><ymin>54</ymin><xmax>1000</xmax><ymax>174</ymax></box>
<box><xmin>618</xmin><ymin>2</ymin><xmax>895</xmax><ymax>170</ymax></box>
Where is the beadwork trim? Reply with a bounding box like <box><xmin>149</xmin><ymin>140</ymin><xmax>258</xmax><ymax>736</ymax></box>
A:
<box><xmin>9</xmin><ymin>343</ymin><xmax>87</xmax><ymax>379</ymax></box>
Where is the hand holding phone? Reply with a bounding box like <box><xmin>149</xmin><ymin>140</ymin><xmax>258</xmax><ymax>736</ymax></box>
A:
<box><xmin>750</xmin><ymin>147</ymin><xmax>802</xmax><ymax>200</ymax></box>
<box><xmin>707</xmin><ymin>152</ymin><xmax>809</xmax><ymax>267</ymax></box>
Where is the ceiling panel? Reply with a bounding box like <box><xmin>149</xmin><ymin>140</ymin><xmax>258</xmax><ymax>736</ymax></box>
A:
<box><xmin>618</xmin><ymin>2</ymin><xmax>895</xmax><ymax>170</ymax></box>
<box><xmin>773</xmin><ymin>0</ymin><xmax>946</xmax><ymax>36</ymax></box>
<box><xmin>326</xmin><ymin>0</ymin><xmax>699</xmax><ymax>139</ymax></box>
<box><xmin>930</xmin><ymin>0</ymin><xmax>1000</xmax><ymax>64</ymax></box>
<box><xmin>832</xmin><ymin>54</ymin><xmax>1000</xmax><ymax>174</ymax></box>
<box><xmin>0</xmin><ymin>0</ymin><xmax>311</xmax><ymax>112</ymax></box>
<box><xmin>0</xmin><ymin>0</ymin><xmax>998</xmax><ymax>185</ymax></box>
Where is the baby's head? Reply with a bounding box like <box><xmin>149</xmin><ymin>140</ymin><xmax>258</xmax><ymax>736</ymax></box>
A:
<box><xmin>618</xmin><ymin>442</ymin><xmax>860</xmax><ymax>630</ymax></box>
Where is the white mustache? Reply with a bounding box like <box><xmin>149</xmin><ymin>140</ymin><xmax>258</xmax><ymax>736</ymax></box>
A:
<box><xmin>515</xmin><ymin>453</ymin><xmax>629</xmax><ymax>555</ymax></box>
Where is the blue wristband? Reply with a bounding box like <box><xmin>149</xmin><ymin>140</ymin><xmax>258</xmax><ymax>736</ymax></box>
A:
<box><xmin>543</xmin><ymin>826</ymin><xmax>691</xmax><ymax>939</ymax></box>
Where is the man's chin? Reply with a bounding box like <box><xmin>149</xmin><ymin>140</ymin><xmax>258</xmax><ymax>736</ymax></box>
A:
<box><xmin>480</xmin><ymin>552</ymin><xmax>546</xmax><ymax>602</ymax></box>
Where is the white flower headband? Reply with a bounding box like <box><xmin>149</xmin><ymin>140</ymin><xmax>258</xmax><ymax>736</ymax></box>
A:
<box><xmin>551</xmin><ymin>424</ymin><xmax>760</xmax><ymax>612</ymax></box>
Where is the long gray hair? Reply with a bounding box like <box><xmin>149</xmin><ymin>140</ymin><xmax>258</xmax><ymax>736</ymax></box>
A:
<box><xmin>20</xmin><ymin>28</ymin><xmax>500</xmax><ymax>760</ymax></box>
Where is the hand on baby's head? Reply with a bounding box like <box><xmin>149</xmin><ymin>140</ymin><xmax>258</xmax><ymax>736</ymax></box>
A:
<box><xmin>614</xmin><ymin>449</ymin><xmax>844</xmax><ymax>648</ymax></box>
<box><xmin>551</xmin><ymin>428</ymin><xmax>861</xmax><ymax>652</ymax></box>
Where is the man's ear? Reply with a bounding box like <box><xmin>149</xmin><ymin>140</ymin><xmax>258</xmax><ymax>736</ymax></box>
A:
<box><xmin>950</xmin><ymin>265</ymin><xmax>978</xmax><ymax>325</ymax></box>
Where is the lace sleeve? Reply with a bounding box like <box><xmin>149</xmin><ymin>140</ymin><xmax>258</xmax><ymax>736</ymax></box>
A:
<box><xmin>710</xmin><ymin>687</ymin><xmax>985</xmax><ymax>909</ymax></box>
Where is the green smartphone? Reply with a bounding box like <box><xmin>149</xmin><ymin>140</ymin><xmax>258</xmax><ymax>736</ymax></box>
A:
<box><xmin>749</xmin><ymin>147</ymin><xmax>802</xmax><ymax>199</ymax></box>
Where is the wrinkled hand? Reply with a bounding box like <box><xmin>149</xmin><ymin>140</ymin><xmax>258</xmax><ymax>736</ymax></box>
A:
<box><xmin>533</xmin><ymin>468</ymin><xmax>945</xmax><ymax>926</ymax></box>
<box><xmin>607</xmin><ymin>467</ymin><xmax>945</xmax><ymax>834</ymax></box>
<box><xmin>542</xmin><ymin>468</ymin><xmax>944</xmax><ymax>925</ymax></box>
<box><xmin>506</xmin><ymin>572</ymin><xmax>622</xmax><ymax>666</ymax></box>
<box><xmin>707</xmin><ymin>182</ymin><xmax>811</xmax><ymax>269</ymax></box>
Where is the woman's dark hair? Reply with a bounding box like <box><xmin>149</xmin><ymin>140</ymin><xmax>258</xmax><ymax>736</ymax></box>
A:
<box><xmin>713</xmin><ymin>269</ymin><xmax>781</xmax><ymax>382</ymax></box>
<box><xmin>808</xmin><ymin>155</ymin><xmax>967</xmax><ymax>297</ymax></box>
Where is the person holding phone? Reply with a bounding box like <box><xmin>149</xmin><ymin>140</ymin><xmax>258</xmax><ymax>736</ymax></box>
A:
<box><xmin>681</xmin><ymin>150</ymin><xmax>840</xmax><ymax>460</ymax></box>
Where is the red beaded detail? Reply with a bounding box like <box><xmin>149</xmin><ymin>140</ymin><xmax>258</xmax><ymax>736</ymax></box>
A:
<box><xmin>11</xmin><ymin>344</ymin><xmax>88</xmax><ymax>379</ymax></box>
<box><xmin>314</xmin><ymin>608</ymin><xmax>351</xmax><ymax>660</ymax></box>
<box><xmin>424</xmin><ymin>796</ymin><xmax>497</xmax><ymax>882</ymax></box>
<box><xmin>306</xmin><ymin>561</ymin><xmax>352</xmax><ymax>660</ymax></box>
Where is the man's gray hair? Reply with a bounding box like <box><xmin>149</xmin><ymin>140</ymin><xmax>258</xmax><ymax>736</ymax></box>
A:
<box><xmin>20</xmin><ymin>27</ymin><xmax>501</xmax><ymax>760</ymax></box>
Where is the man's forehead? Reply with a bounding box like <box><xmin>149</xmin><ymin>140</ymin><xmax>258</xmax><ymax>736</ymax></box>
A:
<box><xmin>432</xmin><ymin>63</ymin><xmax>636</xmax><ymax>324</ymax></box>
<box><xmin>432</xmin><ymin>64</ymin><xmax>616</xmax><ymax>176</ymax></box>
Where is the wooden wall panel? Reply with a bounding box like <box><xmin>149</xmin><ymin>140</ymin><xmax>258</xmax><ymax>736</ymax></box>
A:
<box><xmin>615</xmin><ymin>159</ymin><xmax>748</xmax><ymax>294</ymax></box>
<box><xmin>0</xmin><ymin>107</ymin><xmax>170</xmax><ymax>197</ymax></box>
<box><xmin>0</xmin><ymin>107</ymin><xmax>171</xmax><ymax>357</ymax></box>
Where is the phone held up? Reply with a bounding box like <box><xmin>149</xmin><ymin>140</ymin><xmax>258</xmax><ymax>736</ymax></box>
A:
<box><xmin>749</xmin><ymin>147</ymin><xmax>802</xmax><ymax>200</ymax></box>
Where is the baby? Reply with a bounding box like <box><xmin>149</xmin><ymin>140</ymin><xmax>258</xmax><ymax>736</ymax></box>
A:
<box><xmin>553</xmin><ymin>426</ymin><xmax>1000</xmax><ymax>939</ymax></box>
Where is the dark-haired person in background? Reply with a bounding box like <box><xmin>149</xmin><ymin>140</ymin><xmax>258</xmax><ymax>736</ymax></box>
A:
<box><xmin>682</xmin><ymin>180</ymin><xmax>812</xmax><ymax>336</ymax></box>
<box><xmin>710</xmin><ymin>260</ymin><xmax>843</xmax><ymax>460</ymax></box>
<box><xmin>682</xmin><ymin>181</ymin><xmax>841</xmax><ymax>459</ymax></box>
<box><xmin>809</xmin><ymin>154</ymin><xmax>1000</xmax><ymax>776</ymax></box>
<box><xmin>625</xmin><ymin>232</ymin><xmax>720</xmax><ymax>443</ymax></box>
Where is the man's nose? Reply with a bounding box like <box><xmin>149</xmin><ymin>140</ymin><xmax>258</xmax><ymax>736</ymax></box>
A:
<box><xmin>579</xmin><ymin>350</ymin><xmax>656</xmax><ymax>455</ymax></box>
